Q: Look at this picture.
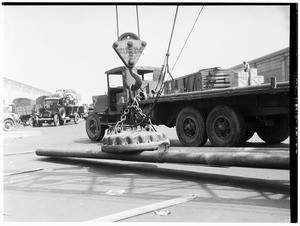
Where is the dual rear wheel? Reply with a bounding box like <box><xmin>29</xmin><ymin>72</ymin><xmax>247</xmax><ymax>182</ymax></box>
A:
<box><xmin>176</xmin><ymin>106</ymin><xmax>245</xmax><ymax>147</ymax></box>
<box><xmin>176</xmin><ymin>106</ymin><xmax>289</xmax><ymax>147</ymax></box>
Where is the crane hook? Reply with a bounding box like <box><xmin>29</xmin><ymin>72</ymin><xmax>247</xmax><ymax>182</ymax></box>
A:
<box><xmin>113</xmin><ymin>32</ymin><xmax>146</xmax><ymax>93</ymax></box>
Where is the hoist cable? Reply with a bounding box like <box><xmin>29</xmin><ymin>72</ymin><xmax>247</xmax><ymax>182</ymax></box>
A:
<box><xmin>166</xmin><ymin>5</ymin><xmax>179</xmax><ymax>55</ymax></box>
<box><xmin>154</xmin><ymin>6</ymin><xmax>179</xmax><ymax>92</ymax></box>
<box><xmin>136</xmin><ymin>5</ymin><xmax>140</xmax><ymax>38</ymax></box>
<box><xmin>171</xmin><ymin>6</ymin><xmax>204</xmax><ymax>73</ymax></box>
<box><xmin>154</xmin><ymin>54</ymin><xmax>168</xmax><ymax>92</ymax></box>
<box><xmin>115</xmin><ymin>5</ymin><xmax>120</xmax><ymax>39</ymax></box>
<box><xmin>116</xmin><ymin>6</ymin><xmax>180</xmax><ymax>127</ymax></box>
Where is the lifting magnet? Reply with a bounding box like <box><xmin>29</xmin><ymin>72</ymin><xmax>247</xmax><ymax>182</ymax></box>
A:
<box><xmin>101</xmin><ymin>126</ymin><xmax>170</xmax><ymax>154</ymax></box>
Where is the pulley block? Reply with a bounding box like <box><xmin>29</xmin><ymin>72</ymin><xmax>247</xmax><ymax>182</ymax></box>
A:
<box><xmin>112</xmin><ymin>32</ymin><xmax>147</xmax><ymax>68</ymax></box>
<box><xmin>101</xmin><ymin>126</ymin><xmax>170</xmax><ymax>154</ymax></box>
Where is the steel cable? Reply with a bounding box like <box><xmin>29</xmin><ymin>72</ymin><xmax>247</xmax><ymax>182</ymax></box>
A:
<box><xmin>171</xmin><ymin>6</ymin><xmax>204</xmax><ymax>73</ymax></box>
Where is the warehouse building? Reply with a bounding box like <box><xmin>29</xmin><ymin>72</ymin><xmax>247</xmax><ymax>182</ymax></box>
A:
<box><xmin>3</xmin><ymin>48</ymin><xmax>289</xmax><ymax>105</ymax></box>
<box><xmin>3</xmin><ymin>77</ymin><xmax>52</xmax><ymax>105</ymax></box>
<box><xmin>230</xmin><ymin>47</ymin><xmax>289</xmax><ymax>83</ymax></box>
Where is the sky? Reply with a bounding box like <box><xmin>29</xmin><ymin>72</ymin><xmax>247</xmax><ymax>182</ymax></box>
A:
<box><xmin>3</xmin><ymin>4</ymin><xmax>290</xmax><ymax>104</ymax></box>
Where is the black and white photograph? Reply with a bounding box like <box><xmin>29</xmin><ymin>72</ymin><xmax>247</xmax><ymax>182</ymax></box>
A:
<box><xmin>2</xmin><ymin>1</ymin><xmax>297</xmax><ymax>223</ymax></box>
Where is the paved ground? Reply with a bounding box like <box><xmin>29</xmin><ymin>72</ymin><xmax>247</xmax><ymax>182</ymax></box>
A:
<box><xmin>3</xmin><ymin>121</ymin><xmax>290</xmax><ymax>222</ymax></box>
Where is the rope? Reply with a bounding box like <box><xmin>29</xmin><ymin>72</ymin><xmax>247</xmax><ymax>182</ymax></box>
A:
<box><xmin>115</xmin><ymin>5</ymin><xmax>120</xmax><ymax>39</ymax></box>
<box><xmin>136</xmin><ymin>5</ymin><xmax>140</xmax><ymax>38</ymax></box>
<box><xmin>171</xmin><ymin>6</ymin><xmax>204</xmax><ymax>73</ymax></box>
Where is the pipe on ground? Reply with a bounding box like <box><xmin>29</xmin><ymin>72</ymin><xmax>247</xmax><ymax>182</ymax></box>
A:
<box><xmin>35</xmin><ymin>147</ymin><xmax>289</xmax><ymax>170</ymax></box>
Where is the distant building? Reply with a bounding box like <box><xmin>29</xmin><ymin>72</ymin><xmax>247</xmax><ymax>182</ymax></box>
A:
<box><xmin>230</xmin><ymin>47</ymin><xmax>289</xmax><ymax>83</ymax></box>
<box><xmin>3</xmin><ymin>77</ymin><xmax>52</xmax><ymax>105</ymax></box>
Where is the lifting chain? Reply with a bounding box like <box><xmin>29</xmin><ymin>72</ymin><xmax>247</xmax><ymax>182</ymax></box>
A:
<box><xmin>107</xmin><ymin>97</ymin><xmax>156</xmax><ymax>136</ymax></box>
<box><xmin>102</xmin><ymin>81</ymin><xmax>169</xmax><ymax>154</ymax></box>
<box><xmin>101</xmin><ymin>29</ymin><xmax>170</xmax><ymax>154</ymax></box>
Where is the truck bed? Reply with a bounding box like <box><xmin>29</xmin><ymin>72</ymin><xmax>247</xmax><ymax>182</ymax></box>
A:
<box><xmin>141</xmin><ymin>82</ymin><xmax>289</xmax><ymax>104</ymax></box>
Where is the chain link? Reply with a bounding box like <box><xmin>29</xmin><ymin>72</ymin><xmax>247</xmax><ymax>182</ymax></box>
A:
<box><xmin>108</xmin><ymin>97</ymin><xmax>154</xmax><ymax>135</ymax></box>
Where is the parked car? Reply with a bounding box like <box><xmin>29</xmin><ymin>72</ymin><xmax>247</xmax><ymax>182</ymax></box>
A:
<box><xmin>3</xmin><ymin>106</ymin><xmax>20</xmax><ymax>131</ymax></box>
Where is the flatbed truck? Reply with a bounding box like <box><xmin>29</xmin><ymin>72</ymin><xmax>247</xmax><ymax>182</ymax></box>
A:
<box><xmin>86</xmin><ymin>66</ymin><xmax>289</xmax><ymax>147</ymax></box>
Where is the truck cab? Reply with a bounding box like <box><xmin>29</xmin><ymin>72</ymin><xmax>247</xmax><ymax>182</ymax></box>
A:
<box><xmin>86</xmin><ymin>66</ymin><xmax>161</xmax><ymax>141</ymax></box>
<box><xmin>93</xmin><ymin>66</ymin><xmax>161</xmax><ymax>117</ymax></box>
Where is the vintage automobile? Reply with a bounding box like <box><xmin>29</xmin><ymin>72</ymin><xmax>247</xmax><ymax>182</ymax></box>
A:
<box><xmin>32</xmin><ymin>92</ymin><xmax>81</xmax><ymax>127</ymax></box>
<box><xmin>3</xmin><ymin>106</ymin><xmax>20</xmax><ymax>131</ymax></box>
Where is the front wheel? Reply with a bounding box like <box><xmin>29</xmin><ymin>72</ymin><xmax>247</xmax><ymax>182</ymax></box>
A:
<box><xmin>86</xmin><ymin>113</ymin><xmax>106</xmax><ymax>141</ymax></box>
<box><xmin>28</xmin><ymin>117</ymin><xmax>33</xmax><ymax>126</ymax></box>
<box><xmin>74</xmin><ymin>112</ymin><xmax>80</xmax><ymax>124</ymax></box>
<box><xmin>3</xmin><ymin>119</ymin><xmax>15</xmax><ymax>131</ymax></box>
<box><xmin>53</xmin><ymin>114</ymin><xmax>60</xmax><ymax>127</ymax></box>
<box><xmin>257</xmin><ymin>115</ymin><xmax>289</xmax><ymax>144</ymax></box>
<box><xmin>176</xmin><ymin>107</ymin><xmax>207</xmax><ymax>147</ymax></box>
<box><xmin>206</xmin><ymin>106</ymin><xmax>246</xmax><ymax>147</ymax></box>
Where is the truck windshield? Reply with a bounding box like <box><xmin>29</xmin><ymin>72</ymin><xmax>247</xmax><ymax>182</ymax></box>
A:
<box><xmin>108</xmin><ymin>74</ymin><xmax>123</xmax><ymax>88</ymax></box>
<box><xmin>44</xmin><ymin>100</ymin><xmax>59</xmax><ymax>109</ymax></box>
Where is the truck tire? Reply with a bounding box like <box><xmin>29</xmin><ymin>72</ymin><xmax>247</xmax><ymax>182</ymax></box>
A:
<box><xmin>28</xmin><ymin>117</ymin><xmax>33</xmax><ymax>126</ymax></box>
<box><xmin>33</xmin><ymin>118</ymin><xmax>42</xmax><ymax>127</ymax></box>
<box><xmin>86</xmin><ymin>113</ymin><xmax>105</xmax><ymax>141</ymax></box>
<box><xmin>176</xmin><ymin>107</ymin><xmax>207</xmax><ymax>147</ymax></box>
<box><xmin>58</xmin><ymin>107</ymin><xmax>66</xmax><ymax>125</ymax></box>
<box><xmin>3</xmin><ymin>119</ymin><xmax>15</xmax><ymax>132</ymax></box>
<box><xmin>74</xmin><ymin>112</ymin><xmax>80</xmax><ymax>124</ymax></box>
<box><xmin>206</xmin><ymin>106</ymin><xmax>246</xmax><ymax>147</ymax></box>
<box><xmin>257</xmin><ymin>115</ymin><xmax>289</xmax><ymax>144</ymax></box>
<box><xmin>53</xmin><ymin>114</ymin><xmax>60</xmax><ymax>127</ymax></box>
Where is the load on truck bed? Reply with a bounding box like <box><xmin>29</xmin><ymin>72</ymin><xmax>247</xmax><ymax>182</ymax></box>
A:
<box><xmin>12</xmin><ymin>97</ymin><xmax>36</xmax><ymax>126</ymax></box>
<box><xmin>86</xmin><ymin>66</ymin><xmax>289</xmax><ymax>147</ymax></box>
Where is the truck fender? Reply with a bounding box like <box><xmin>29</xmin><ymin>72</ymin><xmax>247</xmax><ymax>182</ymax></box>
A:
<box><xmin>58</xmin><ymin>107</ymin><xmax>66</xmax><ymax>119</ymax></box>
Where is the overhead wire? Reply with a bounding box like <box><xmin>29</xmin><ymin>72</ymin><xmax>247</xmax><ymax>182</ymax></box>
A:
<box><xmin>114</xmin><ymin>5</ymin><xmax>200</xmax><ymax>126</ymax></box>
<box><xmin>132</xmin><ymin>6</ymin><xmax>179</xmax><ymax>126</ymax></box>
<box><xmin>155</xmin><ymin>5</ymin><xmax>179</xmax><ymax>92</ymax></box>
<box><xmin>153</xmin><ymin>6</ymin><xmax>205</xmax><ymax>112</ymax></box>
<box><xmin>171</xmin><ymin>6</ymin><xmax>205</xmax><ymax>73</ymax></box>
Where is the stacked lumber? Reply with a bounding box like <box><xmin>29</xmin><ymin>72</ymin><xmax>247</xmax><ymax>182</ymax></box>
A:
<box><xmin>205</xmin><ymin>68</ymin><xmax>232</xmax><ymax>89</ymax></box>
<box><xmin>163</xmin><ymin>67</ymin><xmax>265</xmax><ymax>94</ymax></box>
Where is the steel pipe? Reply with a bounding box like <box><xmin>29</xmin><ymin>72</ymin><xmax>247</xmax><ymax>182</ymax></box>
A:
<box><xmin>36</xmin><ymin>146</ymin><xmax>289</xmax><ymax>170</ymax></box>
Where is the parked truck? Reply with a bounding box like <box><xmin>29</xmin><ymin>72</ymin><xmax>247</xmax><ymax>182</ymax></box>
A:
<box><xmin>12</xmin><ymin>98</ymin><xmax>36</xmax><ymax>126</ymax></box>
<box><xmin>86</xmin><ymin>66</ymin><xmax>289</xmax><ymax>147</ymax></box>
<box><xmin>32</xmin><ymin>89</ymin><xmax>81</xmax><ymax>127</ymax></box>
